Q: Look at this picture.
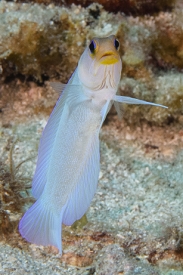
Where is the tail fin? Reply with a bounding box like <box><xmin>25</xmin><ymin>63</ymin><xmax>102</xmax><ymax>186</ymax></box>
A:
<box><xmin>19</xmin><ymin>199</ymin><xmax>64</xmax><ymax>254</ymax></box>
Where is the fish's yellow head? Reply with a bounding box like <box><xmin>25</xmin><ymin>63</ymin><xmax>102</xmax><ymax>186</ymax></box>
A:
<box><xmin>78</xmin><ymin>35</ymin><xmax>122</xmax><ymax>91</ymax></box>
<box><xmin>88</xmin><ymin>36</ymin><xmax>120</xmax><ymax>65</ymax></box>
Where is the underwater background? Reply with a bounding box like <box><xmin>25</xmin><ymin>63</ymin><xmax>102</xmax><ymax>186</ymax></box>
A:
<box><xmin>0</xmin><ymin>0</ymin><xmax>183</xmax><ymax>274</ymax></box>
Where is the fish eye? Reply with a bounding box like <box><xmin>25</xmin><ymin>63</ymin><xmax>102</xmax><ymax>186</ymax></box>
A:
<box><xmin>89</xmin><ymin>40</ymin><xmax>96</xmax><ymax>54</ymax></box>
<box><xmin>114</xmin><ymin>39</ymin><xmax>120</xmax><ymax>50</ymax></box>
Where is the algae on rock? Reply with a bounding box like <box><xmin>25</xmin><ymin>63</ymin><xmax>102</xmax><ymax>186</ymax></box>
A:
<box><xmin>12</xmin><ymin>0</ymin><xmax>176</xmax><ymax>15</ymax></box>
<box><xmin>0</xmin><ymin>1</ymin><xmax>88</xmax><ymax>81</ymax></box>
<box><xmin>0</xmin><ymin>1</ymin><xmax>183</xmax><ymax>124</ymax></box>
<box><xmin>0</xmin><ymin>1</ymin><xmax>122</xmax><ymax>81</ymax></box>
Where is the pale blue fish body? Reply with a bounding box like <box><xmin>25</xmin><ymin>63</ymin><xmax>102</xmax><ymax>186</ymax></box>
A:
<box><xmin>19</xmin><ymin>35</ymin><xmax>167</xmax><ymax>254</ymax></box>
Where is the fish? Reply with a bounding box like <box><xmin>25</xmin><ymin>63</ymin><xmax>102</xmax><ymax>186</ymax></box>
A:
<box><xmin>19</xmin><ymin>35</ymin><xmax>167</xmax><ymax>254</ymax></box>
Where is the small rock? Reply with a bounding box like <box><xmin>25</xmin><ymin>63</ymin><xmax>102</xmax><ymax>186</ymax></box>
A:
<box><xmin>95</xmin><ymin>244</ymin><xmax>125</xmax><ymax>275</ymax></box>
<box><xmin>95</xmin><ymin>244</ymin><xmax>160</xmax><ymax>275</ymax></box>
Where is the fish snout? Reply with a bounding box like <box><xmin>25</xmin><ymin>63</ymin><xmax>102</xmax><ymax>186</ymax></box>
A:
<box><xmin>99</xmin><ymin>51</ymin><xmax>119</xmax><ymax>65</ymax></box>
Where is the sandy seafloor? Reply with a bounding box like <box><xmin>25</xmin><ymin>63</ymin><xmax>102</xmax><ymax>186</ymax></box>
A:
<box><xmin>0</xmin><ymin>80</ymin><xmax>183</xmax><ymax>275</ymax></box>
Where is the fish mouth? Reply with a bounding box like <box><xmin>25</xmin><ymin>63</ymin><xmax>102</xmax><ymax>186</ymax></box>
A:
<box><xmin>99</xmin><ymin>51</ymin><xmax>119</xmax><ymax>65</ymax></box>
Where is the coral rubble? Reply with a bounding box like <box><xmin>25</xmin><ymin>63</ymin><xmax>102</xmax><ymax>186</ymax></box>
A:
<box><xmin>0</xmin><ymin>1</ymin><xmax>183</xmax><ymax>274</ymax></box>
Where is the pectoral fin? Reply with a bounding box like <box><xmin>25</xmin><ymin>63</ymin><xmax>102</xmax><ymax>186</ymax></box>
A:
<box><xmin>50</xmin><ymin>82</ymin><xmax>81</xmax><ymax>94</ymax></box>
<box><xmin>114</xmin><ymin>95</ymin><xmax>168</xmax><ymax>108</ymax></box>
